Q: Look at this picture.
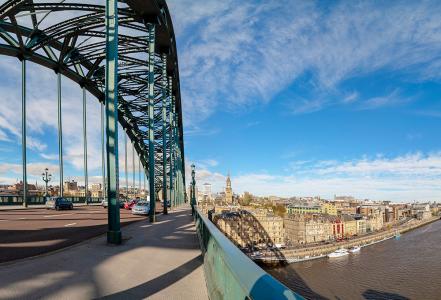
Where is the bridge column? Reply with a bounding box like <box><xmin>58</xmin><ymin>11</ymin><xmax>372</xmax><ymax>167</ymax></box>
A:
<box><xmin>143</xmin><ymin>168</ymin><xmax>146</xmax><ymax>200</ymax></box>
<box><xmin>124</xmin><ymin>132</ymin><xmax>128</xmax><ymax>199</ymax></box>
<box><xmin>171</xmin><ymin>95</ymin><xmax>177</xmax><ymax>206</ymax></box>
<box><xmin>168</xmin><ymin>76</ymin><xmax>174</xmax><ymax>209</ymax></box>
<box><xmin>105</xmin><ymin>0</ymin><xmax>121</xmax><ymax>244</ymax></box>
<box><xmin>57</xmin><ymin>72</ymin><xmax>63</xmax><ymax>197</ymax></box>
<box><xmin>83</xmin><ymin>87</ymin><xmax>88</xmax><ymax>204</ymax></box>
<box><xmin>21</xmin><ymin>59</ymin><xmax>27</xmax><ymax>207</ymax></box>
<box><xmin>138</xmin><ymin>155</ymin><xmax>141</xmax><ymax>197</ymax></box>
<box><xmin>101</xmin><ymin>104</ymin><xmax>106</xmax><ymax>201</ymax></box>
<box><xmin>132</xmin><ymin>141</ymin><xmax>135</xmax><ymax>197</ymax></box>
<box><xmin>162</xmin><ymin>53</ymin><xmax>168</xmax><ymax>214</ymax></box>
<box><xmin>147</xmin><ymin>23</ymin><xmax>156</xmax><ymax>223</ymax></box>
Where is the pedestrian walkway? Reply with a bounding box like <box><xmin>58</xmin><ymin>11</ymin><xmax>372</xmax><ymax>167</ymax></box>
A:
<box><xmin>0</xmin><ymin>207</ymin><xmax>208</xmax><ymax>300</ymax></box>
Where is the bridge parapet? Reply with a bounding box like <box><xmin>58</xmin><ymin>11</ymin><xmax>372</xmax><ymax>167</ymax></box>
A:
<box><xmin>0</xmin><ymin>195</ymin><xmax>103</xmax><ymax>205</ymax></box>
<box><xmin>194</xmin><ymin>207</ymin><xmax>303</xmax><ymax>300</ymax></box>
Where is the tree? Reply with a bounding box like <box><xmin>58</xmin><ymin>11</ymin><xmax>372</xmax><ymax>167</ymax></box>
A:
<box><xmin>239</xmin><ymin>192</ymin><xmax>253</xmax><ymax>206</ymax></box>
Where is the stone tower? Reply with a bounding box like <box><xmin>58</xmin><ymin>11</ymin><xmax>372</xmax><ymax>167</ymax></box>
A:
<box><xmin>225</xmin><ymin>173</ymin><xmax>233</xmax><ymax>204</ymax></box>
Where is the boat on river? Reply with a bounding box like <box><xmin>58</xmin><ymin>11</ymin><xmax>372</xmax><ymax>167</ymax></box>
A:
<box><xmin>328</xmin><ymin>248</ymin><xmax>349</xmax><ymax>258</ymax></box>
<box><xmin>349</xmin><ymin>246</ymin><xmax>361</xmax><ymax>253</ymax></box>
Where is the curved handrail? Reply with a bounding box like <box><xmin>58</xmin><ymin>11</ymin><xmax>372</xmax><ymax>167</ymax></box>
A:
<box><xmin>195</xmin><ymin>207</ymin><xmax>304</xmax><ymax>300</ymax></box>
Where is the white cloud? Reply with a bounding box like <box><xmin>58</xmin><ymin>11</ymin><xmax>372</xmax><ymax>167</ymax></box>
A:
<box><xmin>167</xmin><ymin>0</ymin><xmax>441</xmax><ymax>125</ymax></box>
<box><xmin>193</xmin><ymin>152</ymin><xmax>441</xmax><ymax>202</ymax></box>
<box><xmin>342</xmin><ymin>92</ymin><xmax>359</xmax><ymax>104</ymax></box>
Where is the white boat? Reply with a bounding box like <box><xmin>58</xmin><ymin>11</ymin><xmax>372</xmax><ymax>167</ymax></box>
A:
<box><xmin>349</xmin><ymin>246</ymin><xmax>361</xmax><ymax>253</ymax></box>
<box><xmin>327</xmin><ymin>248</ymin><xmax>349</xmax><ymax>258</ymax></box>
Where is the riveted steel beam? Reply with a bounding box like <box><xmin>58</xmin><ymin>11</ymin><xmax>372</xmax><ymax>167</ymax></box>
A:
<box><xmin>21</xmin><ymin>58</ymin><xmax>27</xmax><ymax>207</ymax></box>
<box><xmin>105</xmin><ymin>0</ymin><xmax>121</xmax><ymax>245</ymax></box>
<box><xmin>0</xmin><ymin>0</ymin><xmax>185</xmax><ymax>230</ymax></box>
<box><xmin>147</xmin><ymin>23</ymin><xmax>156</xmax><ymax>223</ymax></box>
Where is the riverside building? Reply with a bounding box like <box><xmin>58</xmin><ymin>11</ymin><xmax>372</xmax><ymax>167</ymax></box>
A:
<box><xmin>284</xmin><ymin>214</ymin><xmax>333</xmax><ymax>245</ymax></box>
<box><xmin>213</xmin><ymin>209</ymin><xmax>284</xmax><ymax>248</ymax></box>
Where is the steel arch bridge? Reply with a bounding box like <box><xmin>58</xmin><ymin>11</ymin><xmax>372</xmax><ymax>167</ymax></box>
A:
<box><xmin>0</xmin><ymin>0</ymin><xmax>186</xmax><ymax>243</ymax></box>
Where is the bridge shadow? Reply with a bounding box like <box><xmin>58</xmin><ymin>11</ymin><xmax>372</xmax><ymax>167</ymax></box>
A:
<box><xmin>99</xmin><ymin>255</ymin><xmax>203</xmax><ymax>299</ymax></box>
<box><xmin>0</xmin><ymin>207</ymin><xmax>204</xmax><ymax>299</ymax></box>
<box><xmin>212</xmin><ymin>210</ymin><xmax>286</xmax><ymax>263</ymax></box>
<box><xmin>362</xmin><ymin>289</ymin><xmax>410</xmax><ymax>300</ymax></box>
<box><xmin>211</xmin><ymin>208</ymin><xmax>327</xmax><ymax>300</ymax></box>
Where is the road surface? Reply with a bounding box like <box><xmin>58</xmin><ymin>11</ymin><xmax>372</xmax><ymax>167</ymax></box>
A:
<box><xmin>0</xmin><ymin>206</ymin><xmax>146</xmax><ymax>263</ymax></box>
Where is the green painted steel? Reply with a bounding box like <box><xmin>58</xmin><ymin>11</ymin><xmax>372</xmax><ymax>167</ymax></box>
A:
<box><xmin>124</xmin><ymin>132</ymin><xmax>129</xmax><ymax>198</ymax></box>
<box><xmin>105</xmin><ymin>0</ymin><xmax>121</xmax><ymax>245</ymax></box>
<box><xmin>148</xmin><ymin>23</ymin><xmax>156</xmax><ymax>222</ymax></box>
<box><xmin>57</xmin><ymin>72</ymin><xmax>63</xmax><ymax>197</ymax></box>
<box><xmin>172</xmin><ymin>94</ymin><xmax>178</xmax><ymax>206</ymax></box>
<box><xmin>21</xmin><ymin>58</ymin><xmax>27</xmax><ymax>208</ymax></box>
<box><xmin>132</xmin><ymin>141</ymin><xmax>135</xmax><ymax>196</ymax></box>
<box><xmin>162</xmin><ymin>53</ymin><xmax>168</xmax><ymax>214</ymax></box>
<box><xmin>195</xmin><ymin>208</ymin><xmax>304</xmax><ymax>300</ymax></box>
<box><xmin>138</xmin><ymin>156</ymin><xmax>141</xmax><ymax>197</ymax></box>
<box><xmin>168</xmin><ymin>76</ymin><xmax>174</xmax><ymax>208</ymax></box>
<box><xmin>83</xmin><ymin>87</ymin><xmax>89</xmax><ymax>204</ymax></box>
<box><xmin>0</xmin><ymin>0</ymin><xmax>185</xmax><ymax>238</ymax></box>
<box><xmin>101</xmin><ymin>103</ymin><xmax>106</xmax><ymax>201</ymax></box>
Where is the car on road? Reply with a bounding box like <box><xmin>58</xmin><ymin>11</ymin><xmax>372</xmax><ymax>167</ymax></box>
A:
<box><xmin>102</xmin><ymin>199</ymin><xmax>125</xmax><ymax>208</ymax></box>
<box><xmin>132</xmin><ymin>201</ymin><xmax>150</xmax><ymax>215</ymax></box>
<box><xmin>46</xmin><ymin>197</ymin><xmax>73</xmax><ymax>210</ymax></box>
<box><xmin>124</xmin><ymin>199</ymin><xmax>139</xmax><ymax>210</ymax></box>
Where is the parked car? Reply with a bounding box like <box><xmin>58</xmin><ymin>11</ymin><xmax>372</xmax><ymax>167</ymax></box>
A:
<box><xmin>46</xmin><ymin>197</ymin><xmax>73</xmax><ymax>210</ymax></box>
<box><xmin>102</xmin><ymin>199</ymin><xmax>125</xmax><ymax>208</ymax></box>
<box><xmin>161</xmin><ymin>200</ymin><xmax>171</xmax><ymax>208</ymax></box>
<box><xmin>132</xmin><ymin>201</ymin><xmax>150</xmax><ymax>215</ymax></box>
<box><xmin>124</xmin><ymin>199</ymin><xmax>138</xmax><ymax>210</ymax></box>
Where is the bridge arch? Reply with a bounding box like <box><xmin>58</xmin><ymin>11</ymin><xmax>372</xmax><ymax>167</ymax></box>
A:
<box><xmin>0</xmin><ymin>0</ymin><xmax>186</xmax><ymax>234</ymax></box>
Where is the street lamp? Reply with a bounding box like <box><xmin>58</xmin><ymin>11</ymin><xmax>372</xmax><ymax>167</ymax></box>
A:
<box><xmin>191</xmin><ymin>164</ymin><xmax>196</xmax><ymax>216</ymax></box>
<box><xmin>42</xmin><ymin>168</ymin><xmax>52</xmax><ymax>197</ymax></box>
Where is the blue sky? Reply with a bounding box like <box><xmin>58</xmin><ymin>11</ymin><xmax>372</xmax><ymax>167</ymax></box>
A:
<box><xmin>0</xmin><ymin>0</ymin><xmax>441</xmax><ymax>201</ymax></box>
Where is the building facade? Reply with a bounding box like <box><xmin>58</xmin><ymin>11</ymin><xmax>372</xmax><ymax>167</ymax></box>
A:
<box><xmin>284</xmin><ymin>214</ymin><xmax>333</xmax><ymax>245</ymax></box>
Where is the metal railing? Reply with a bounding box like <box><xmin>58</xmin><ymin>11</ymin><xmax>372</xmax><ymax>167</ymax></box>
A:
<box><xmin>194</xmin><ymin>207</ymin><xmax>303</xmax><ymax>300</ymax></box>
<box><xmin>0</xmin><ymin>196</ymin><xmax>103</xmax><ymax>205</ymax></box>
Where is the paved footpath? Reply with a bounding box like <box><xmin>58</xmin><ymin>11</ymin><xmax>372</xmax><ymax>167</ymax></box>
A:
<box><xmin>0</xmin><ymin>207</ymin><xmax>208</xmax><ymax>300</ymax></box>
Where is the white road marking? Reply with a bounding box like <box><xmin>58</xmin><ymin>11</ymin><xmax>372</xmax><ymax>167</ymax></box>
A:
<box><xmin>64</xmin><ymin>223</ymin><xmax>77</xmax><ymax>227</ymax></box>
<box><xmin>18</xmin><ymin>217</ymin><xmax>26</xmax><ymax>220</ymax></box>
<box><xmin>44</xmin><ymin>214</ymin><xmax>73</xmax><ymax>218</ymax></box>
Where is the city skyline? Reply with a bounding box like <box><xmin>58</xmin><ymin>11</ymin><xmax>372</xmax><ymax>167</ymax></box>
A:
<box><xmin>0</xmin><ymin>0</ymin><xmax>441</xmax><ymax>201</ymax></box>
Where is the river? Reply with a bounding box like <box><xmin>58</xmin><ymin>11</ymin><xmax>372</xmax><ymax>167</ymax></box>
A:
<box><xmin>266</xmin><ymin>219</ymin><xmax>441</xmax><ymax>300</ymax></box>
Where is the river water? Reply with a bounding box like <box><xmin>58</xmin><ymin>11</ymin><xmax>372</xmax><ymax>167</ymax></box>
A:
<box><xmin>266</xmin><ymin>220</ymin><xmax>441</xmax><ymax>300</ymax></box>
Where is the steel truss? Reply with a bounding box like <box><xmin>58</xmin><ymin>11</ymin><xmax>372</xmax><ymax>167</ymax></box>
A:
<box><xmin>0</xmin><ymin>0</ymin><xmax>186</xmax><ymax>233</ymax></box>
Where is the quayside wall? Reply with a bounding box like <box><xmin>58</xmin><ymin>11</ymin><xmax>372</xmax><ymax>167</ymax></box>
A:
<box><xmin>258</xmin><ymin>216</ymin><xmax>440</xmax><ymax>263</ymax></box>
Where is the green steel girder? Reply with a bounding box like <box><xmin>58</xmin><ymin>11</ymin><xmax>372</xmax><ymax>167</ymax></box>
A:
<box><xmin>0</xmin><ymin>0</ymin><xmax>185</xmax><ymax>209</ymax></box>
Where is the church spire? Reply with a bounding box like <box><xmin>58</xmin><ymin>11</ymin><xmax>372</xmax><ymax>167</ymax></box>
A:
<box><xmin>225</xmin><ymin>172</ymin><xmax>232</xmax><ymax>204</ymax></box>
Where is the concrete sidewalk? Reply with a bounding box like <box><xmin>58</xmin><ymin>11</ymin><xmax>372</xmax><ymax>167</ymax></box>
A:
<box><xmin>0</xmin><ymin>207</ymin><xmax>208</xmax><ymax>300</ymax></box>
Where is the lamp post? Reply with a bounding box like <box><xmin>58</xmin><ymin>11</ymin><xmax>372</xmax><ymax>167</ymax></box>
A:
<box><xmin>191</xmin><ymin>164</ymin><xmax>196</xmax><ymax>216</ymax></box>
<box><xmin>42</xmin><ymin>168</ymin><xmax>52</xmax><ymax>197</ymax></box>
